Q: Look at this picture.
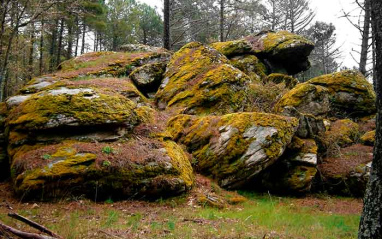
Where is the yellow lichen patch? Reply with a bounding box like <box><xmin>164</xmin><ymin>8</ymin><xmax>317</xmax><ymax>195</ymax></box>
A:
<box><xmin>230</xmin><ymin>55</ymin><xmax>267</xmax><ymax>80</ymax></box>
<box><xmin>12</xmin><ymin>138</ymin><xmax>194</xmax><ymax>200</ymax></box>
<box><xmin>285</xmin><ymin>166</ymin><xmax>318</xmax><ymax>191</ymax></box>
<box><xmin>360</xmin><ymin>130</ymin><xmax>375</xmax><ymax>146</ymax></box>
<box><xmin>258</xmin><ymin>31</ymin><xmax>314</xmax><ymax>54</ymax></box>
<box><xmin>167</xmin><ymin>112</ymin><xmax>298</xmax><ymax>188</ymax></box>
<box><xmin>274</xmin><ymin>83</ymin><xmax>330</xmax><ymax>116</ymax></box>
<box><xmin>162</xmin><ymin>140</ymin><xmax>194</xmax><ymax>188</ymax></box>
<box><xmin>210</xmin><ymin>39</ymin><xmax>253</xmax><ymax>57</ymax></box>
<box><xmin>7</xmin><ymin>89</ymin><xmax>139</xmax><ymax>131</ymax></box>
<box><xmin>265</xmin><ymin>73</ymin><xmax>298</xmax><ymax>89</ymax></box>
<box><xmin>325</xmin><ymin>119</ymin><xmax>360</xmax><ymax>148</ymax></box>
<box><xmin>167</xmin><ymin>64</ymin><xmax>251</xmax><ymax>115</ymax></box>
<box><xmin>156</xmin><ymin>42</ymin><xmax>229</xmax><ymax>106</ymax></box>
<box><xmin>307</xmin><ymin>70</ymin><xmax>376</xmax><ymax>116</ymax></box>
<box><xmin>156</xmin><ymin>42</ymin><xmax>252</xmax><ymax>115</ymax></box>
<box><xmin>134</xmin><ymin>106</ymin><xmax>157</xmax><ymax>124</ymax></box>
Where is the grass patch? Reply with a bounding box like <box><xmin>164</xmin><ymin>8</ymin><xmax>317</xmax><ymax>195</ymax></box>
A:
<box><xmin>0</xmin><ymin>193</ymin><xmax>360</xmax><ymax>238</ymax></box>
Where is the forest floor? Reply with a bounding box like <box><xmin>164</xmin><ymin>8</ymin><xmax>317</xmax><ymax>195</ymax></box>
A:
<box><xmin>0</xmin><ymin>179</ymin><xmax>362</xmax><ymax>239</ymax></box>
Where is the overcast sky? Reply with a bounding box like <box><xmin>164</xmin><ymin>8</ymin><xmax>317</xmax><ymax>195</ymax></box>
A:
<box><xmin>138</xmin><ymin>0</ymin><xmax>363</xmax><ymax>69</ymax></box>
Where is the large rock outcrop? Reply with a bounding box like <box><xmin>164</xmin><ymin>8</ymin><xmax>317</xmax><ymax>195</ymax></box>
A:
<box><xmin>167</xmin><ymin>112</ymin><xmax>298</xmax><ymax>189</ymax></box>
<box><xmin>155</xmin><ymin>42</ymin><xmax>252</xmax><ymax>115</ymax></box>
<box><xmin>0</xmin><ymin>32</ymin><xmax>377</xmax><ymax>201</ymax></box>
<box><xmin>276</xmin><ymin>70</ymin><xmax>376</xmax><ymax>118</ymax></box>
<box><xmin>211</xmin><ymin>31</ymin><xmax>314</xmax><ymax>75</ymax></box>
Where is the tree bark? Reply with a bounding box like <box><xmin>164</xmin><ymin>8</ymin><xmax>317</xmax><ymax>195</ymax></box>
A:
<box><xmin>163</xmin><ymin>0</ymin><xmax>170</xmax><ymax>50</ymax></box>
<box><xmin>358</xmin><ymin>1</ymin><xmax>382</xmax><ymax>238</ymax></box>
<box><xmin>220</xmin><ymin>0</ymin><xmax>225</xmax><ymax>42</ymax></box>
<box><xmin>81</xmin><ymin>23</ymin><xmax>86</xmax><ymax>54</ymax></box>
<box><xmin>39</xmin><ymin>18</ymin><xmax>44</xmax><ymax>75</ymax></box>
<box><xmin>28</xmin><ymin>22</ymin><xmax>35</xmax><ymax>80</ymax></box>
<box><xmin>49</xmin><ymin>18</ymin><xmax>58</xmax><ymax>72</ymax></box>
<box><xmin>56</xmin><ymin>18</ymin><xmax>64</xmax><ymax>67</ymax></box>
<box><xmin>74</xmin><ymin>17</ymin><xmax>79</xmax><ymax>57</ymax></box>
<box><xmin>67</xmin><ymin>20</ymin><xmax>73</xmax><ymax>59</ymax></box>
<box><xmin>359</xmin><ymin>0</ymin><xmax>371</xmax><ymax>76</ymax></box>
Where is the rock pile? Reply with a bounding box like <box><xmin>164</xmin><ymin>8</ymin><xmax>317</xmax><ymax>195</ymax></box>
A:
<box><xmin>0</xmin><ymin>30</ymin><xmax>376</xmax><ymax>200</ymax></box>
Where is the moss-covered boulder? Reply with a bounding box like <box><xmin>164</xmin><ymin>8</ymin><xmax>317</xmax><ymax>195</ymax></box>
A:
<box><xmin>167</xmin><ymin>112</ymin><xmax>298</xmax><ymax>189</ymax></box>
<box><xmin>324</xmin><ymin>119</ymin><xmax>360</xmax><ymax>148</ymax></box>
<box><xmin>318</xmin><ymin>144</ymin><xmax>372</xmax><ymax>197</ymax></box>
<box><xmin>119</xmin><ymin>44</ymin><xmax>167</xmax><ymax>53</ymax></box>
<box><xmin>7</xmin><ymin>87</ymin><xmax>139</xmax><ymax>132</ymax></box>
<box><xmin>155</xmin><ymin>42</ymin><xmax>252</xmax><ymax>115</ymax></box>
<box><xmin>129</xmin><ymin>62</ymin><xmax>167</xmax><ymax>95</ymax></box>
<box><xmin>360</xmin><ymin>130</ymin><xmax>375</xmax><ymax>146</ymax></box>
<box><xmin>275</xmin><ymin>83</ymin><xmax>330</xmax><ymax>116</ymax></box>
<box><xmin>254</xmin><ymin>137</ymin><xmax>318</xmax><ymax>194</ymax></box>
<box><xmin>211</xmin><ymin>31</ymin><xmax>314</xmax><ymax>75</ymax></box>
<box><xmin>307</xmin><ymin>70</ymin><xmax>376</xmax><ymax>117</ymax></box>
<box><xmin>265</xmin><ymin>73</ymin><xmax>298</xmax><ymax>89</ymax></box>
<box><xmin>280</xmin><ymin>106</ymin><xmax>326</xmax><ymax>139</ymax></box>
<box><xmin>11</xmin><ymin>138</ymin><xmax>193</xmax><ymax>200</ymax></box>
<box><xmin>230</xmin><ymin>55</ymin><xmax>267</xmax><ymax>80</ymax></box>
<box><xmin>0</xmin><ymin>103</ymin><xmax>8</xmax><ymax>181</ymax></box>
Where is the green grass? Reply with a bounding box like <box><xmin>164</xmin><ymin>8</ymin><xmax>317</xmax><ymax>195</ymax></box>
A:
<box><xmin>0</xmin><ymin>193</ymin><xmax>360</xmax><ymax>239</ymax></box>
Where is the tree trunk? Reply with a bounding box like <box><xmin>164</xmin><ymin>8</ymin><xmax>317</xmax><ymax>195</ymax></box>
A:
<box><xmin>28</xmin><ymin>22</ymin><xmax>35</xmax><ymax>80</ymax></box>
<box><xmin>81</xmin><ymin>23</ymin><xmax>86</xmax><ymax>54</ymax></box>
<box><xmin>49</xmin><ymin>19</ymin><xmax>58</xmax><ymax>72</ymax></box>
<box><xmin>163</xmin><ymin>0</ymin><xmax>170</xmax><ymax>50</ymax></box>
<box><xmin>39</xmin><ymin>18</ymin><xmax>44</xmax><ymax>75</ymax></box>
<box><xmin>74</xmin><ymin>17</ymin><xmax>79</xmax><ymax>57</ymax></box>
<box><xmin>220</xmin><ymin>0</ymin><xmax>224</xmax><ymax>42</ymax></box>
<box><xmin>67</xmin><ymin>20</ymin><xmax>73</xmax><ymax>59</ymax></box>
<box><xmin>360</xmin><ymin>0</ymin><xmax>371</xmax><ymax>76</ymax></box>
<box><xmin>56</xmin><ymin>18</ymin><xmax>64</xmax><ymax>67</ymax></box>
<box><xmin>358</xmin><ymin>1</ymin><xmax>382</xmax><ymax>238</ymax></box>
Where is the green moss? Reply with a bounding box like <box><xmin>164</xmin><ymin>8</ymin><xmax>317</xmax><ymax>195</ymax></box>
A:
<box><xmin>286</xmin><ymin>166</ymin><xmax>317</xmax><ymax>191</ymax></box>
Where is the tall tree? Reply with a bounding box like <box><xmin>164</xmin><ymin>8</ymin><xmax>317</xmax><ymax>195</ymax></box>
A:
<box><xmin>163</xmin><ymin>0</ymin><xmax>170</xmax><ymax>49</ymax></box>
<box><xmin>358</xmin><ymin>0</ymin><xmax>382</xmax><ymax>238</ymax></box>
<box><xmin>359</xmin><ymin>0</ymin><xmax>371</xmax><ymax>76</ymax></box>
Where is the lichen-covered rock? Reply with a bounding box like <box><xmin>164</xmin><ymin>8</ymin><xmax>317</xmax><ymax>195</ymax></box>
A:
<box><xmin>254</xmin><ymin>137</ymin><xmax>318</xmax><ymax>194</ymax></box>
<box><xmin>211</xmin><ymin>31</ymin><xmax>314</xmax><ymax>74</ymax></box>
<box><xmin>318</xmin><ymin>144</ymin><xmax>372</xmax><ymax>197</ymax></box>
<box><xmin>275</xmin><ymin>83</ymin><xmax>330</xmax><ymax>116</ymax></box>
<box><xmin>325</xmin><ymin>119</ymin><xmax>360</xmax><ymax>148</ymax></box>
<box><xmin>0</xmin><ymin>103</ymin><xmax>8</xmax><ymax>181</ymax></box>
<box><xmin>7</xmin><ymin>87</ymin><xmax>139</xmax><ymax>132</ymax></box>
<box><xmin>12</xmin><ymin>139</ymin><xmax>194</xmax><ymax>200</ymax></box>
<box><xmin>167</xmin><ymin>112</ymin><xmax>298</xmax><ymax>189</ymax></box>
<box><xmin>281</xmin><ymin>106</ymin><xmax>326</xmax><ymax>139</ymax></box>
<box><xmin>155</xmin><ymin>42</ymin><xmax>252</xmax><ymax>115</ymax></box>
<box><xmin>230</xmin><ymin>55</ymin><xmax>267</xmax><ymax>80</ymax></box>
<box><xmin>119</xmin><ymin>44</ymin><xmax>167</xmax><ymax>53</ymax></box>
<box><xmin>265</xmin><ymin>73</ymin><xmax>298</xmax><ymax>89</ymax></box>
<box><xmin>360</xmin><ymin>130</ymin><xmax>375</xmax><ymax>146</ymax></box>
<box><xmin>307</xmin><ymin>70</ymin><xmax>376</xmax><ymax>117</ymax></box>
<box><xmin>129</xmin><ymin>62</ymin><xmax>167</xmax><ymax>94</ymax></box>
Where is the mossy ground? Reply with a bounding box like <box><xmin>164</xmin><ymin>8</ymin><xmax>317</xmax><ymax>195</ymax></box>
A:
<box><xmin>0</xmin><ymin>181</ymin><xmax>361</xmax><ymax>239</ymax></box>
